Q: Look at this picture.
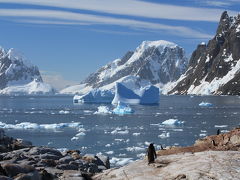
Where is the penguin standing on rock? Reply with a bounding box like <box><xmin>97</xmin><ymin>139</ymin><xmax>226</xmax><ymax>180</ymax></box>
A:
<box><xmin>147</xmin><ymin>143</ymin><xmax>157</xmax><ymax>164</ymax></box>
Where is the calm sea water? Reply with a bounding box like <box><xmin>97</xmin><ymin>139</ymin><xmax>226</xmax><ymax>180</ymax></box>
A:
<box><xmin>0</xmin><ymin>95</ymin><xmax>239</xmax><ymax>166</ymax></box>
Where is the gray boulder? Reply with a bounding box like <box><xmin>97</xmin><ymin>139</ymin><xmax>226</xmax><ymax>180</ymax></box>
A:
<box><xmin>56</xmin><ymin>164</ymin><xmax>78</xmax><ymax>170</ymax></box>
<box><xmin>58</xmin><ymin>156</ymin><xmax>74</xmax><ymax>164</ymax></box>
<box><xmin>2</xmin><ymin>164</ymin><xmax>35</xmax><ymax>177</ymax></box>
<box><xmin>28</xmin><ymin>147</ymin><xmax>62</xmax><ymax>157</ymax></box>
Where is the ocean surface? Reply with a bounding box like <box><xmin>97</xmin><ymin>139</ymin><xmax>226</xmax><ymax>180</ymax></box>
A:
<box><xmin>0</xmin><ymin>95</ymin><xmax>239</xmax><ymax>166</ymax></box>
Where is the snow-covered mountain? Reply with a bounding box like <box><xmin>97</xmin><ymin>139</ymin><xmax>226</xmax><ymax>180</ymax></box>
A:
<box><xmin>61</xmin><ymin>40</ymin><xmax>188</xmax><ymax>94</ymax></box>
<box><xmin>168</xmin><ymin>11</ymin><xmax>240</xmax><ymax>95</ymax></box>
<box><xmin>0</xmin><ymin>47</ymin><xmax>55</xmax><ymax>95</ymax></box>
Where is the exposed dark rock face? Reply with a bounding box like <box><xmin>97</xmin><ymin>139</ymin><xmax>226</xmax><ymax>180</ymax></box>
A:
<box><xmin>0</xmin><ymin>48</ymin><xmax>42</xmax><ymax>90</ymax></box>
<box><xmin>0</xmin><ymin>129</ymin><xmax>110</xmax><ymax>180</ymax></box>
<box><xmin>82</xmin><ymin>40</ymin><xmax>188</xmax><ymax>89</ymax></box>
<box><xmin>169</xmin><ymin>11</ymin><xmax>240</xmax><ymax>95</ymax></box>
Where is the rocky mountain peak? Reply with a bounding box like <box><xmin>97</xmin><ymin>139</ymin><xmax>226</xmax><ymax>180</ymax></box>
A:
<box><xmin>168</xmin><ymin>11</ymin><xmax>240</xmax><ymax>95</ymax></box>
<box><xmin>83</xmin><ymin>40</ymin><xmax>187</xmax><ymax>88</ymax></box>
<box><xmin>0</xmin><ymin>46</ymin><xmax>42</xmax><ymax>90</ymax></box>
<box><xmin>216</xmin><ymin>11</ymin><xmax>231</xmax><ymax>35</ymax></box>
<box><xmin>62</xmin><ymin>40</ymin><xmax>188</xmax><ymax>94</ymax></box>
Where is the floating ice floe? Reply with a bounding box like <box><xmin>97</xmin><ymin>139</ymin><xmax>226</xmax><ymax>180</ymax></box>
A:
<box><xmin>158</xmin><ymin>132</ymin><xmax>170</xmax><ymax>139</ymax></box>
<box><xmin>214</xmin><ymin>125</ymin><xmax>228</xmax><ymax>128</ymax></box>
<box><xmin>132</xmin><ymin>133</ymin><xmax>141</xmax><ymax>136</ymax></box>
<box><xmin>113</xmin><ymin>101</ymin><xmax>134</xmax><ymax>115</ymax></box>
<box><xmin>94</xmin><ymin>106</ymin><xmax>112</xmax><ymax>114</ymax></box>
<box><xmin>71</xmin><ymin>127</ymin><xmax>87</xmax><ymax>140</ymax></box>
<box><xmin>71</xmin><ymin>137</ymin><xmax>79</xmax><ymax>141</ymax></box>
<box><xmin>199</xmin><ymin>102</ymin><xmax>213</xmax><ymax>107</ymax></box>
<box><xmin>111</xmin><ymin>128</ymin><xmax>129</xmax><ymax>135</ymax></box>
<box><xmin>112</xmin><ymin>83</ymin><xmax>159</xmax><ymax>105</ymax></box>
<box><xmin>162</xmin><ymin>119</ymin><xmax>185</xmax><ymax>126</ymax></box>
<box><xmin>199</xmin><ymin>133</ymin><xmax>207</xmax><ymax>137</ymax></box>
<box><xmin>59</xmin><ymin>110</ymin><xmax>70</xmax><ymax>114</ymax></box>
<box><xmin>126</xmin><ymin>146</ymin><xmax>145</xmax><ymax>152</ymax></box>
<box><xmin>0</xmin><ymin>121</ymin><xmax>82</xmax><ymax>130</ymax></box>
<box><xmin>105</xmin><ymin>151</ymin><xmax>114</xmax><ymax>155</ymax></box>
<box><xmin>137</xmin><ymin>153</ymin><xmax>146</xmax><ymax>158</ymax></box>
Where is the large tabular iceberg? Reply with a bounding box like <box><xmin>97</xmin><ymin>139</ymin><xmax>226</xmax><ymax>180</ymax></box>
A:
<box><xmin>73</xmin><ymin>89</ymin><xmax>114</xmax><ymax>103</ymax></box>
<box><xmin>112</xmin><ymin>83</ymin><xmax>159</xmax><ymax>105</ymax></box>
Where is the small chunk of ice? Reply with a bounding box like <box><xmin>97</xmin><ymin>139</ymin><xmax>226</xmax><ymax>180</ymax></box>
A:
<box><xmin>199</xmin><ymin>102</ymin><xmax>213</xmax><ymax>107</ymax></box>
<box><xmin>162</xmin><ymin>119</ymin><xmax>185</xmax><ymax>126</ymax></box>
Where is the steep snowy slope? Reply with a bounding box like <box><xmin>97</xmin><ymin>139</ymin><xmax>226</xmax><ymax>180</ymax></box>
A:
<box><xmin>169</xmin><ymin>11</ymin><xmax>240</xmax><ymax>95</ymax></box>
<box><xmin>0</xmin><ymin>47</ymin><xmax>55</xmax><ymax>95</ymax></box>
<box><xmin>61</xmin><ymin>40</ymin><xmax>188</xmax><ymax>94</ymax></box>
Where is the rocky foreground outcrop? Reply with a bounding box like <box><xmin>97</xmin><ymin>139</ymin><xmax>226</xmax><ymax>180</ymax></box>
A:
<box><xmin>0</xmin><ymin>129</ymin><xmax>110</xmax><ymax>180</ymax></box>
<box><xmin>93</xmin><ymin>128</ymin><xmax>240</xmax><ymax>180</ymax></box>
<box><xmin>2</xmin><ymin>128</ymin><xmax>240</xmax><ymax>180</ymax></box>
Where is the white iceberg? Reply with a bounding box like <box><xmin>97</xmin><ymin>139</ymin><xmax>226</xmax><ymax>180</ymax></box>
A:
<box><xmin>158</xmin><ymin>132</ymin><xmax>170</xmax><ymax>139</ymax></box>
<box><xmin>199</xmin><ymin>102</ymin><xmax>213</xmax><ymax>107</ymax></box>
<box><xmin>162</xmin><ymin>119</ymin><xmax>185</xmax><ymax>126</ymax></box>
<box><xmin>112</xmin><ymin>83</ymin><xmax>159</xmax><ymax>105</ymax></box>
<box><xmin>113</xmin><ymin>101</ymin><xmax>134</xmax><ymax>115</ymax></box>
<box><xmin>94</xmin><ymin>106</ymin><xmax>112</xmax><ymax>114</ymax></box>
<box><xmin>73</xmin><ymin>89</ymin><xmax>114</xmax><ymax>103</ymax></box>
<box><xmin>139</xmin><ymin>85</ymin><xmax>160</xmax><ymax>104</ymax></box>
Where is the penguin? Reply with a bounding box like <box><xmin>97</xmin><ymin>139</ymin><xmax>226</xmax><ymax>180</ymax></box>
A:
<box><xmin>217</xmin><ymin>129</ymin><xmax>221</xmax><ymax>135</ymax></box>
<box><xmin>147</xmin><ymin>143</ymin><xmax>157</xmax><ymax>164</ymax></box>
<box><xmin>160</xmin><ymin>144</ymin><xmax>166</xmax><ymax>150</ymax></box>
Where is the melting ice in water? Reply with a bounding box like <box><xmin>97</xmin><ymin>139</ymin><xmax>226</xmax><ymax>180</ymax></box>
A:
<box><xmin>0</xmin><ymin>121</ymin><xmax>82</xmax><ymax>130</ymax></box>
<box><xmin>113</xmin><ymin>102</ymin><xmax>134</xmax><ymax>115</ymax></box>
<box><xmin>162</xmin><ymin>119</ymin><xmax>185</xmax><ymax>126</ymax></box>
<box><xmin>199</xmin><ymin>102</ymin><xmax>213</xmax><ymax>107</ymax></box>
<box><xmin>94</xmin><ymin>106</ymin><xmax>112</xmax><ymax>114</ymax></box>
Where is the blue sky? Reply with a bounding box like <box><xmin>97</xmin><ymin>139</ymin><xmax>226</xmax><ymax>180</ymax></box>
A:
<box><xmin>0</xmin><ymin>0</ymin><xmax>239</xmax><ymax>89</ymax></box>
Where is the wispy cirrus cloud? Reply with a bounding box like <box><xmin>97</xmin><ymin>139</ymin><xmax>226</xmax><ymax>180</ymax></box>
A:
<box><xmin>0</xmin><ymin>9</ymin><xmax>212</xmax><ymax>39</ymax></box>
<box><xmin>194</xmin><ymin>0</ymin><xmax>240</xmax><ymax>7</ymax></box>
<box><xmin>0</xmin><ymin>0</ymin><xmax>237</xmax><ymax>22</ymax></box>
